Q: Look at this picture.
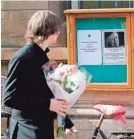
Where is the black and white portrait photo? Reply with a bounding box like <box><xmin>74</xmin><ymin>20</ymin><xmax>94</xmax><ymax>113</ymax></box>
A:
<box><xmin>104</xmin><ymin>31</ymin><xmax>125</xmax><ymax>48</ymax></box>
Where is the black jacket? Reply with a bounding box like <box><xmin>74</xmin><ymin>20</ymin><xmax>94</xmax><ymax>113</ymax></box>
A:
<box><xmin>3</xmin><ymin>43</ymin><xmax>73</xmax><ymax>139</ymax></box>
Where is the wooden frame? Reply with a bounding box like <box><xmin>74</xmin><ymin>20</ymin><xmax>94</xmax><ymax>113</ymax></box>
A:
<box><xmin>131</xmin><ymin>12</ymin><xmax>134</xmax><ymax>88</ymax></box>
<box><xmin>65</xmin><ymin>9</ymin><xmax>134</xmax><ymax>91</ymax></box>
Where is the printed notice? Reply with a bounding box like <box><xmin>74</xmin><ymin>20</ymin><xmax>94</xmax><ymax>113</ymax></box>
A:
<box><xmin>102</xmin><ymin>30</ymin><xmax>126</xmax><ymax>64</ymax></box>
<box><xmin>103</xmin><ymin>48</ymin><xmax>126</xmax><ymax>65</ymax></box>
<box><xmin>77</xmin><ymin>30</ymin><xmax>102</xmax><ymax>65</ymax></box>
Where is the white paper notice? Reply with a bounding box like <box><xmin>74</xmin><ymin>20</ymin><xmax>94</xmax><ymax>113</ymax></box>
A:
<box><xmin>103</xmin><ymin>48</ymin><xmax>126</xmax><ymax>65</ymax></box>
<box><xmin>77</xmin><ymin>30</ymin><xmax>102</xmax><ymax>65</ymax></box>
<box><xmin>102</xmin><ymin>30</ymin><xmax>126</xmax><ymax>65</ymax></box>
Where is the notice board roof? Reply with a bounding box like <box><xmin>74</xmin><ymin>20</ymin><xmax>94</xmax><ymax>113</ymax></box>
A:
<box><xmin>64</xmin><ymin>8</ymin><xmax>134</xmax><ymax>14</ymax></box>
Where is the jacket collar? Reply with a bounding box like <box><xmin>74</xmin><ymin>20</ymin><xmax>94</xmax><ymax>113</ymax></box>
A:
<box><xmin>29</xmin><ymin>42</ymin><xmax>50</xmax><ymax>67</ymax></box>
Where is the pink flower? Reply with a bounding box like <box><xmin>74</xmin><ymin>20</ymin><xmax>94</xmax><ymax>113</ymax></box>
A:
<box><xmin>60</xmin><ymin>72</ymin><xmax>65</xmax><ymax>76</ymax></box>
<box><xmin>72</xmin><ymin>65</ymin><xmax>78</xmax><ymax>73</ymax></box>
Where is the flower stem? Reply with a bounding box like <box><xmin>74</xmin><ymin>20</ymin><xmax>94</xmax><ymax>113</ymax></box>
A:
<box><xmin>57</xmin><ymin>126</ymin><xmax>64</xmax><ymax>137</ymax></box>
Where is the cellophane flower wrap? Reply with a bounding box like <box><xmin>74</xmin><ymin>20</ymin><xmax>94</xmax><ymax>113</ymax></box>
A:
<box><xmin>42</xmin><ymin>61</ymin><xmax>92</xmax><ymax>138</ymax></box>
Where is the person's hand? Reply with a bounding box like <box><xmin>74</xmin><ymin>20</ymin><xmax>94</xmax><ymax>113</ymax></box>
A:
<box><xmin>49</xmin><ymin>99</ymin><xmax>68</xmax><ymax>116</ymax></box>
<box><xmin>65</xmin><ymin>126</ymin><xmax>78</xmax><ymax>136</ymax></box>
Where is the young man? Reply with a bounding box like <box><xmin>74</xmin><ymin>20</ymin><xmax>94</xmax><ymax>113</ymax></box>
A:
<box><xmin>3</xmin><ymin>10</ymin><xmax>76</xmax><ymax>139</ymax></box>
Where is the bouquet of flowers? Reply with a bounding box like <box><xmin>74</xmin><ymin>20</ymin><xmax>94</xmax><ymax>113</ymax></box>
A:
<box><xmin>42</xmin><ymin>61</ymin><xmax>92</xmax><ymax>137</ymax></box>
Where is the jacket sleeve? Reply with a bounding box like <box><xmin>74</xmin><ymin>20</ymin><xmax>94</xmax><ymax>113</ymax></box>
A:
<box><xmin>3</xmin><ymin>57</ymin><xmax>50</xmax><ymax>111</ymax></box>
<box><xmin>64</xmin><ymin>115</ymin><xmax>74</xmax><ymax>129</ymax></box>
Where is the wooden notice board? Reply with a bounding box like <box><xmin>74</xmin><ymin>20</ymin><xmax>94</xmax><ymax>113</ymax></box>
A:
<box><xmin>64</xmin><ymin>9</ymin><xmax>134</xmax><ymax>91</ymax></box>
<box><xmin>131</xmin><ymin>12</ymin><xmax>134</xmax><ymax>88</ymax></box>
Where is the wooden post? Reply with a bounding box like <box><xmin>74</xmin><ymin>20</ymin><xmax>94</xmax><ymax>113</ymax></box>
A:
<box><xmin>131</xmin><ymin>13</ymin><xmax>134</xmax><ymax>88</ymax></box>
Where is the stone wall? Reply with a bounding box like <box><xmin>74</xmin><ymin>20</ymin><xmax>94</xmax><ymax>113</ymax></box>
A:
<box><xmin>1</xmin><ymin>1</ymin><xmax>134</xmax><ymax>139</ymax></box>
<box><xmin>1</xmin><ymin>1</ymin><xmax>48</xmax><ymax>47</ymax></box>
<box><xmin>1</xmin><ymin>0</ymin><xmax>66</xmax><ymax>48</ymax></box>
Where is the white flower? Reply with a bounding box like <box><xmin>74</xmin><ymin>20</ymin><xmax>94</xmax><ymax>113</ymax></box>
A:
<box><xmin>46</xmin><ymin>63</ymin><xmax>91</xmax><ymax>94</ymax></box>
